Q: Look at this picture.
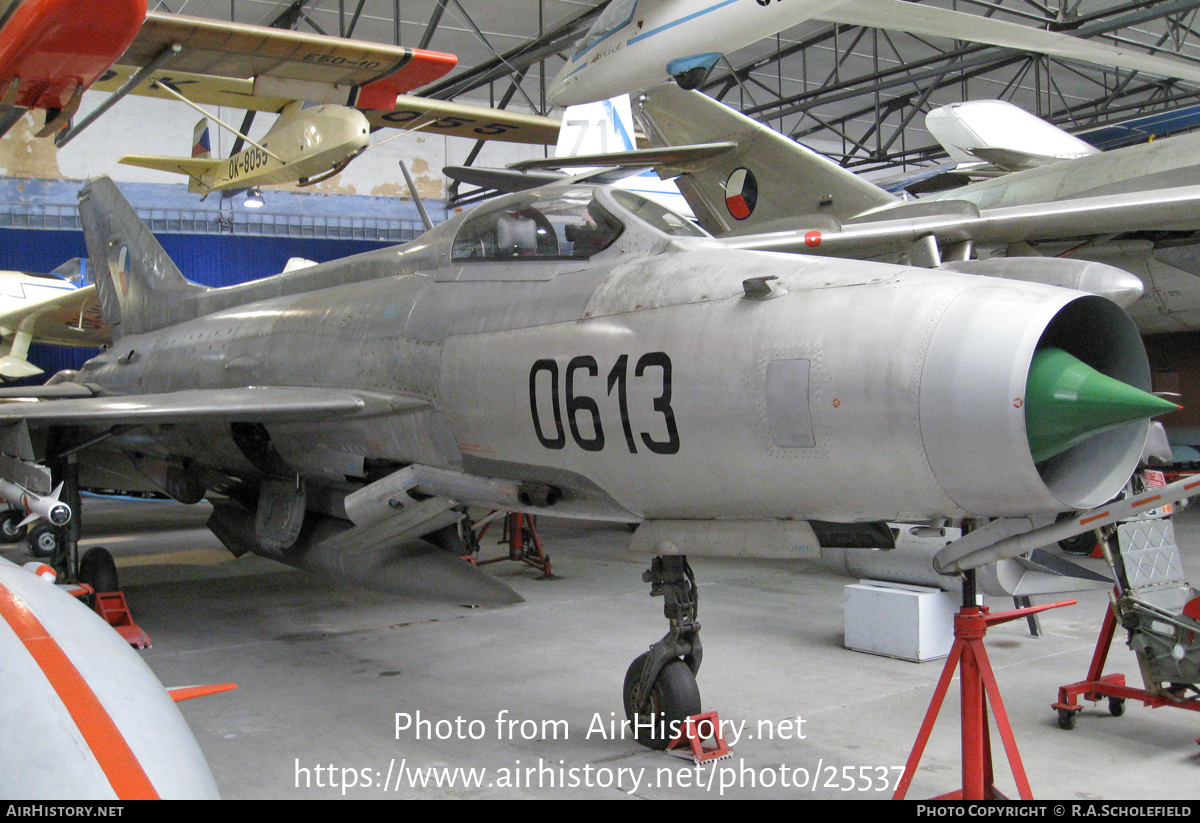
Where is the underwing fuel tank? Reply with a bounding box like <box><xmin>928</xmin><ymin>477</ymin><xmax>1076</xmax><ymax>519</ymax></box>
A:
<box><xmin>442</xmin><ymin>255</ymin><xmax>1171</xmax><ymax>522</ymax></box>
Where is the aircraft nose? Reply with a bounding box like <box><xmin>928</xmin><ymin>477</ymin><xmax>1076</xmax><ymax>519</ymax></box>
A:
<box><xmin>1024</xmin><ymin>347</ymin><xmax>1180</xmax><ymax>463</ymax></box>
<box><xmin>348</xmin><ymin>110</ymin><xmax>371</xmax><ymax>150</ymax></box>
<box><xmin>548</xmin><ymin>60</ymin><xmax>590</xmax><ymax>106</ymax></box>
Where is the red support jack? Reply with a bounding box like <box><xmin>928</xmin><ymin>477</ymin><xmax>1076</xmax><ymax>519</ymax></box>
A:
<box><xmin>474</xmin><ymin>512</ymin><xmax>552</xmax><ymax>578</ymax></box>
<box><xmin>64</xmin><ymin>581</ymin><xmax>152</xmax><ymax>649</ymax></box>
<box><xmin>894</xmin><ymin>583</ymin><xmax>1075</xmax><ymax>801</ymax></box>
<box><xmin>91</xmin><ymin>590</ymin><xmax>152</xmax><ymax>649</ymax></box>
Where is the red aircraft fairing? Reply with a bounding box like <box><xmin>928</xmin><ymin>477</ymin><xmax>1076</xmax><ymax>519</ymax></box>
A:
<box><xmin>0</xmin><ymin>0</ymin><xmax>146</xmax><ymax>113</ymax></box>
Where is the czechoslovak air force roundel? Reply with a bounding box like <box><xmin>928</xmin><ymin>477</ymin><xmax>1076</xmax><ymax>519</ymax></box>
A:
<box><xmin>724</xmin><ymin>167</ymin><xmax>758</xmax><ymax>220</ymax></box>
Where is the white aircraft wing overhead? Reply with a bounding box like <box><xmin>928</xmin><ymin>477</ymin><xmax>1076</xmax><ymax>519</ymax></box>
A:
<box><xmin>817</xmin><ymin>0</ymin><xmax>1200</xmax><ymax>85</ymax></box>
<box><xmin>509</xmin><ymin>143</ymin><xmax>736</xmax><ymax>173</ymax></box>
<box><xmin>553</xmin><ymin>0</ymin><xmax>1200</xmax><ymax>105</ymax></box>
<box><xmin>0</xmin><ymin>282</ymin><xmax>106</xmax><ymax>348</ymax></box>
<box><xmin>721</xmin><ymin>184</ymin><xmax>1200</xmax><ymax>257</ymax></box>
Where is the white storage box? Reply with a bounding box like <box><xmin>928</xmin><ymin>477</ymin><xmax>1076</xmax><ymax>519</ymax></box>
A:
<box><xmin>844</xmin><ymin>579</ymin><xmax>963</xmax><ymax>662</ymax></box>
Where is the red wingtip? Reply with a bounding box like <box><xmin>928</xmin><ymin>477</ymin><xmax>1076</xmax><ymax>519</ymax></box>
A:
<box><xmin>168</xmin><ymin>682</ymin><xmax>239</xmax><ymax>702</ymax></box>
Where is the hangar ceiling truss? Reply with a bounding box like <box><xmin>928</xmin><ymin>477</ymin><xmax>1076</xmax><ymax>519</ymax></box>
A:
<box><xmin>161</xmin><ymin>1</ymin><xmax>1200</xmax><ymax>175</ymax></box>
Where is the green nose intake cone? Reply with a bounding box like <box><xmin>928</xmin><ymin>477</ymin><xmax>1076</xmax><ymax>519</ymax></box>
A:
<box><xmin>1025</xmin><ymin>347</ymin><xmax>1180</xmax><ymax>464</ymax></box>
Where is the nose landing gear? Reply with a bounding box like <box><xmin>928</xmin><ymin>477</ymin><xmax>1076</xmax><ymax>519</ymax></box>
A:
<box><xmin>623</xmin><ymin>555</ymin><xmax>702</xmax><ymax>749</ymax></box>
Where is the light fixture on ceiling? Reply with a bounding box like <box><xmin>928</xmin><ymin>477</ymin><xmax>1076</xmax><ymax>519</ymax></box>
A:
<box><xmin>243</xmin><ymin>187</ymin><xmax>264</xmax><ymax>209</ymax></box>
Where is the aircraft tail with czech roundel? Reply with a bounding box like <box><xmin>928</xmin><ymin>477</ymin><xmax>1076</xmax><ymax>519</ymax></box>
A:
<box><xmin>118</xmin><ymin>117</ymin><xmax>222</xmax><ymax>196</ymax></box>
<box><xmin>78</xmin><ymin>177</ymin><xmax>208</xmax><ymax>340</ymax></box>
<box><xmin>634</xmin><ymin>83</ymin><xmax>899</xmax><ymax>236</ymax></box>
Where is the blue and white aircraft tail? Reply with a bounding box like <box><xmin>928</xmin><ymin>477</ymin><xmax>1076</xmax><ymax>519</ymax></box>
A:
<box><xmin>443</xmin><ymin>94</ymin><xmax>695</xmax><ymax>216</ymax></box>
<box><xmin>555</xmin><ymin>94</ymin><xmax>692</xmax><ymax>217</ymax></box>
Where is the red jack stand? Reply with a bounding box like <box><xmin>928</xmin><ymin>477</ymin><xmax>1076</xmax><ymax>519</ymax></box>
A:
<box><xmin>1054</xmin><ymin>596</ymin><xmax>1200</xmax><ymax>734</ymax></box>
<box><xmin>475</xmin><ymin>512</ymin><xmax>552</xmax><ymax>577</ymax></box>
<box><xmin>667</xmin><ymin>711</ymin><xmax>733</xmax><ymax>764</ymax></box>
<box><xmin>894</xmin><ymin>572</ymin><xmax>1074</xmax><ymax>801</ymax></box>
<box><xmin>64</xmin><ymin>581</ymin><xmax>152</xmax><ymax>648</ymax></box>
<box><xmin>92</xmin><ymin>590</ymin><xmax>152</xmax><ymax>649</ymax></box>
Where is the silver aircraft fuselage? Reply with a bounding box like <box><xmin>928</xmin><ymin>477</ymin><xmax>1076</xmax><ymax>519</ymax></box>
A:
<box><xmin>62</xmin><ymin>182</ymin><xmax>1151</xmax><ymax>531</ymax></box>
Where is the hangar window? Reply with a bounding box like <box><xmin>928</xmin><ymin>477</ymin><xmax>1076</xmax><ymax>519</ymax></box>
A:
<box><xmin>452</xmin><ymin>189</ymin><xmax>623</xmax><ymax>262</ymax></box>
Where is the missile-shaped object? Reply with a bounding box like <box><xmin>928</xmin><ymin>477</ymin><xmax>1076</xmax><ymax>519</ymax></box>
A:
<box><xmin>0</xmin><ymin>478</ymin><xmax>71</xmax><ymax>527</ymax></box>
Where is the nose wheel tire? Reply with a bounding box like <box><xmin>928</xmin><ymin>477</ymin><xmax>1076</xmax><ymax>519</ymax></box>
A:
<box><xmin>623</xmin><ymin>651</ymin><xmax>701</xmax><ymax>750</ymax></box>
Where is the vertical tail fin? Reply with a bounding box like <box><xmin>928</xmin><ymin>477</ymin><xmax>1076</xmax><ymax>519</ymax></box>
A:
<box><xmin>556</xmin><ymin>94</ymin><xmax>693</xmax><ymax>216</ymax></box>
<box><xmin>191</xmin><ymin>118</ymin><xmax>211</xmax><ymax>159</ymax></box>
<box><xmin>189</xmin><ymin>119</ymin><xmax>211</xmax><ymax>195</ymax></box>
<box><xmin>635</xmin><ymin>84</ymin><xmax>899</xmax><ymax>235</ymax></box>
<box><xmin>555</xmin><ymin>95</ymin><xmax>637</xmax><ymax>158</ymax></box>
<box><xmin>78</xmin><ymin>177</ymin><xmax>207</xmax><ymax>340</ymax></box>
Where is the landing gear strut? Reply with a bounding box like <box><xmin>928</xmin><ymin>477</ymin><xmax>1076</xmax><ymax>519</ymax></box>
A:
<box><xmin>47</xmin><ymin>451</ymin><xmax>82</xmax><ymax>582</ymax></box>
<box><xmin>624</xmin><ymin>555</ymin><xmax>702</xmax><ymax>749</ymax></box>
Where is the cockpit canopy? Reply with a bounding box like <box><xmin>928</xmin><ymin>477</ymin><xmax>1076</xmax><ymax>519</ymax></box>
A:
<box><xmin>573</xmin><ymin>0</ymin><xmax>638</xmax><ymax>60</ymax></box>
<box><xmin>450</xmin><ymin>186</ymin><xmax>705</xmax><ymax>263</ymax></box>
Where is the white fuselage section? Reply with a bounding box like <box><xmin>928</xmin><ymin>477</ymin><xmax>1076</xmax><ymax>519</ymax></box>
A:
<box><xmin>0</xmin><ymin>270</ymin><xmax>78</xmax><ymax>322</ymax></box>
<box><xmin>551</xmin><ymin>0</ymin><xmax>807</xmax><ymax>105</ymax></box>
<box><xmin>548</xmin><ymin>0</ymin><xmax>1200</xmax><ymax>105</ymax></box>
<box><xmin>0</xmin><ymin>557</ymin><xmax>219</xmax><ymax>799</ymax></box>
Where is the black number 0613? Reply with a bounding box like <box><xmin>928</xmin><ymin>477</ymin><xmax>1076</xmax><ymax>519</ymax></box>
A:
<box><xmin>528</xmin><ymin>353</ymin><xmax>680</xmax><ymax>455</ymax></box>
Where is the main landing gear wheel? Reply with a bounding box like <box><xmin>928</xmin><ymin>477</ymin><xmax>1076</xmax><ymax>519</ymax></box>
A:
<box><xmin>623</xmin><ymin>652</ymin><xmax>701</xmax><ymax>750</ymax></box>
<box><xmin>1056</xmin><ymin>512</ymin><xmax>1097</xmax><ymax>556</ymax></box>
<box><xmin>624</xmin><ymin>555</ymin><xmax>704</xmax><ymax>750</ymax></box>
<box><xmin>26</xmin><ymin>523</ymin><xmax>58</xmax><ymax>558</ymax></box>
<box><xmin>0</xmin><ymin>509</ymin><xmax>25</xmax><ymax>544</ymax></box>
<box><xmin>78</xmin><ymin>546</ymin><xmax>119</xmax><ymax>594</ymax></box>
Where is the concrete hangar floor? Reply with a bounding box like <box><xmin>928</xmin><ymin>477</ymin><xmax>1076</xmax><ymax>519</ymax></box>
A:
<box><xmin>5</xmin><ymin>496</ymin><xmax>1199</xmax><ymax>800</ymax></box>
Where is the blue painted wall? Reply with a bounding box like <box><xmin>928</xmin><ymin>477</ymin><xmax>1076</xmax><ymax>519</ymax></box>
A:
<box><xmin>0</xmin><ymin>177</ymin><xmax>446</xmax><ymax>238</ymax></box>
<box><xmin>0</xmin><ymin>175</ymin><xmax>455</xmax><ymax>379</ymax></box>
